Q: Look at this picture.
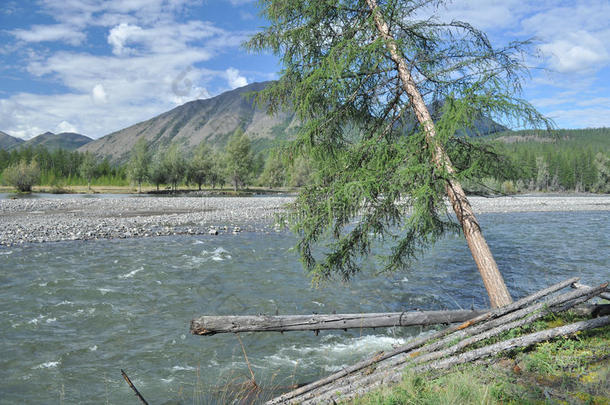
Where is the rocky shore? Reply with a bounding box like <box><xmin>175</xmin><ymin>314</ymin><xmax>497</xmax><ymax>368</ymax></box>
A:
<box><xmin>0</xmin><ymin>196</ymin><xmax>292</xmax><ymax>246</ymax></box>
<box><xmin>0</xmin><ymin>194</ymin><xmax>608</xmax><ymax>246</ymax></box>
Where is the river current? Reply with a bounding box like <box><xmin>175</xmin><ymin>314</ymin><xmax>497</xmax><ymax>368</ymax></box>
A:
<box><xmin>1</xmin><ymin>210</ymin><xmax>608</xmax><ymax>404</ymax></box>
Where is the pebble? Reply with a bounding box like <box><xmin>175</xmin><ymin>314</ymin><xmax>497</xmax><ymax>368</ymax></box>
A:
<box><xmin>0</xmin><ymin>196</ymin><xmax>293</xmax><ymax>246</ymax></box>
<box><xmin>0</xmin><ymin>195</ymin><xmax>608</xmax><ymax>246</ymax></box>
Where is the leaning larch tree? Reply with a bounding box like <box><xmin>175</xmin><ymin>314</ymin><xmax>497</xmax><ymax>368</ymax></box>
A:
<box><xmin>247</xmin><ymin>0</ymin><xmax>549</xmax><ymax>308</ymax></box>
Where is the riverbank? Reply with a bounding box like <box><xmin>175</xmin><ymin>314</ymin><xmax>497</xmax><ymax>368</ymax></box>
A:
<box><xmin>0</xmin><ymin>195</ymin><xmax>608</xmax><ymax>246</ymax></box>
<box><xmin>0</xmin><ymin>196</ymin><xmax>293</xmax><ymax>246</ymax></box>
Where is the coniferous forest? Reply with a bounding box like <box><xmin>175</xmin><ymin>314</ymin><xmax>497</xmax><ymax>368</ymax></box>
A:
<box><xmin>1</xmin><ymin>128</ymin><xmax>608</xmax><ymax>194</ymax></box>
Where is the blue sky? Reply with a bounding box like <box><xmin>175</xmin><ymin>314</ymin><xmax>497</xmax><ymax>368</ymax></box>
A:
<box><xmin>1</xmin><ymin>0</ymin><xmax>609</xmax><ymax>139</ymax></box>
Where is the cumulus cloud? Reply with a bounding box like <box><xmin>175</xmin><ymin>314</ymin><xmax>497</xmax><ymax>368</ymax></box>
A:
<box><xmin>0</xmin><ymin>0</ymin><xmax>263</xmax><ymax>139</ymax></box>
<box><xmin>91</xmin><ymin>84</ymin><xmax>108</xmax><ymax>104</ymax></box>
<box><xmin>540</xmin><ymin>31</ymin><xmax>609</xmax><ymax>73</ymax></box>
<box><xmin>225</xmin><ymin>67</ymin><xmax>248</xmax><ymax>89</ymax></box>
<box><xmin>107</xmin><ymin>23</ymin><xmax>143</xmax><ymax>55</ymax></box>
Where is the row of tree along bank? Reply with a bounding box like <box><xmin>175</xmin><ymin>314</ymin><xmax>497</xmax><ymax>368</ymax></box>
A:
<box><xmin>1</xmin><ymin>128</ymin><xmax>608</xmax><ymax>194</ymax></box>
<box><xmin>0</xmin><ymin>130</ymin><xmax>312</xmax><ymax>193</ymax></box>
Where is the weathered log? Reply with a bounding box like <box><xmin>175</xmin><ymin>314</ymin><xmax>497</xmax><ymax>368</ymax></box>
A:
<box><xmin>288</xmin><ymin>282</ymin><xmax>608</xmax><ymax>404</ymax></box>
<box><xmin>304</xmin><ymin>315</ymin><xmax>610</xmax><ymax>404</ymax></box>
<box><xmin>572</xmin><ymin>282</ymin><xmax>610</xmax><ymax>301</ymax></box>
<box><xmin>268</xmin><ymin>277</ymin><xmax>580</xmax><ymax>404</ymax></box>
<box><xmin>191</xmin><ymin>310</ymin><xmax>487</xmax><ymax>335</ymax></box>
<box><xmin>267</xmin><ymin>276</ymin><xmax>580</xmax><ymax>404</ymax></box>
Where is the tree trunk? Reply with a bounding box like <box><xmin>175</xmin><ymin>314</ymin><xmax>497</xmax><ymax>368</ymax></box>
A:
<box><xmin>191</xmin><ymin>309</ymin><xmax>486</xmax><ymax>336</ymax></box>
<box><xmin>365</xmin><ymin>0</ymin><xmax>512</xmax><ymax>307</ymax></box>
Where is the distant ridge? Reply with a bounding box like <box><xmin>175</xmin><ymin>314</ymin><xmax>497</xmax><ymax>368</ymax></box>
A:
<box><xmin>0</xmin><ymin>131</ymin><xmax>25</xmax><ymax>150</ymax></box>
<box><xmin>79</xmin><ymin>81</ymin><xmax>298</xmax><ymax>163</ymax></box>
<box><xmin>22</xmin><ymin>131</ymin><xmax>93</xmax><ymax>151</ymax></box>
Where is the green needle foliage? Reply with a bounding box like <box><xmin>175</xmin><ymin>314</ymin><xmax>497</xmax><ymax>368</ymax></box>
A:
<box><xmin>247</xmin><ymin>0</ymin><xmax>550</xmax><ymax>283</ymax></box>
<box><xmin>128</xmin><ymin>138</ymin><xmax>150</xmax><ymax>192</ymax></box>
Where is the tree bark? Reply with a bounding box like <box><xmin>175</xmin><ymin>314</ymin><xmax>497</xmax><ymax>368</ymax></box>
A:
<box><xmin>191</xmin><ymin>309</ymin><xmax>486</xmax><ymax>336</ymax></box>
<box><xmin>364</xmin><ymin>0</ymin><xmax>512</xmax><ymax>308</ymax></box>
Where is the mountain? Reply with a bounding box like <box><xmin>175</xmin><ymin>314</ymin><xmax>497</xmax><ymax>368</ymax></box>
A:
<box><xmin>0</xmin><ymin>131</ymin><xmax>25</xmax><ymax>150</ymax></box>
<box><xmin>79</xmin><ymin>81</ymin><xmax>509</xmax><ymax>164</ymax></box>
<box><xmin>79</xmin><ymin>81</ymin><xmax>298</xmax><ymax>163</ymax></box>
<box><xmin>21</xmin><ymin>131</ymin><xmax>93</xmax><ymax>151</ymax></box>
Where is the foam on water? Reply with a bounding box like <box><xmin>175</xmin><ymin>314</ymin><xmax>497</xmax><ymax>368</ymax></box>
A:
<box><xmin>119</xmin><ymin>266</ymin><xmax>144</xmax><ymax>279</ymax></box>
<box><xmin>0</xmin><ymin>250</ymin><xmax>12</xmax><ymax>255</ymax></box>
<box><xmin>261</xmin><ymin>334</ymin><xmax>406</xmax><ymax>373</ymax></box>
<box><xmin>172</xmin><ymin>365</ymin><xmax>197</xmax><ymax>372</ymax></box>
<box><xmin>34</xmin><ymin>361</ymin><xmax>60</xmax><ymax>369</ymax></box>
<box><xmin>192</xmin><ymin>246</ymin><xmax>232</xmax><ymax>263</ymax></box>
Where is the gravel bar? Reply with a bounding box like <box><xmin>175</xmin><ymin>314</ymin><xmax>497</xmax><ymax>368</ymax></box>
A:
<box><xmin>0</xmin><ymin>195</ymin><xmax>608</xmax><ymax>246</ymax></box>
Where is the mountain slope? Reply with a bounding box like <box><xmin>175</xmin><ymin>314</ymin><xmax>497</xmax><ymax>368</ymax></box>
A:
<box><xmin>79</xmin><ymin>81</ymin><xmax>298</xmax><ymax>163</ymax></box>
<box><xmin>22</xmin><ymin>132</ymin><xmax>93</xmax><ymax>151</ymax></box>
<box><xmin>0</xmin><ymin>131</ymin><xmax>25</xmax><ymax>150</ymax></box>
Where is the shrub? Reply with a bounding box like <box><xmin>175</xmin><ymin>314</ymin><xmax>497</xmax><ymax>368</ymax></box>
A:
<box><xmin>2</xmin><ymin>160</ymin><xmax>41</xmax><ymax>192</ymax></box>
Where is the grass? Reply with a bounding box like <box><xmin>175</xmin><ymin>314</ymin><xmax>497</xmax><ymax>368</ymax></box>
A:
<box><xmin>351</xmin><ymin>311</ymin><xmax>610</xmax><ymax>405</ymax></box>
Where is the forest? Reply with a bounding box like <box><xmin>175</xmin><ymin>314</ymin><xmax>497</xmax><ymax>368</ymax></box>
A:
<box><xmin>1</xmin><ymin>128</ymin><xmax>608</xmax><ymax>194</ymax></box>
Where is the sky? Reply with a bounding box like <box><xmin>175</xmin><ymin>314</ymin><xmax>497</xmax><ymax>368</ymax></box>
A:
<box><xmin>1</xmin><ymin>0</ymin><xmax>609</xmax><ymax>140</ymax></box>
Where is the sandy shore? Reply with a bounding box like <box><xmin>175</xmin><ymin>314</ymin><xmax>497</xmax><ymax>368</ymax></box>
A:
<box><xmin>0</xmin><ymin>194</ymin><xmax>608</xmax><ymax>246</ymax></box>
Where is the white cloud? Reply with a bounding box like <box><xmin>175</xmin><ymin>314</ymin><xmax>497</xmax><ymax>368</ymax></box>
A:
<box><xmin>56</xmin><ymin>120</ymin><xmax>78</xmax><ymax>133</ymax></box>
<box><xmin>225</xmin><ymin>67</ymin><xmax>248</xmax><ymax>89</ymax></box>
<box><xmin>539</xmin><ymin>31</ymin><xmax>609</xmax><ymax>74</ymax></box>
<box><xmin>0</xmin><ymin>0</ymin><xmax>263</xmax><ymax>139</ymax></box>
<box><xmin>520</xmin><ymin>2</ymin><xmax>610</xmax><ymax>74</ymax></box>
<box><xmin>91</xmin><ymin>84</ymin><xmax>108</xmax><ymax>104</ymax></box>
<box><xmin>10</xmin><ymin>24</ymin><xmax>86</xmax><ymax>46</ymax></box>
<box><xmin>107</xmin><ymin>23</ymin><xmax>143</xmax><ymax>55</ymax></box>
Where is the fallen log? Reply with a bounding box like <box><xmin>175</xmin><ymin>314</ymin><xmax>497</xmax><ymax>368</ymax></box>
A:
<box><xmin>310</xmin><ymin>315</ymin><xmax>610</xmax><ymax>404</ymax></box>
<box><xmin>286</xmin><ymin>282</ymin><xmax>609</xmax><ymax>404</ymax></box>
<box><xmin>190</xmin><ymin>309</ymin><xmax>487</xmax><ymax>335</ymax></box>
<box><xmin>267</xmin><ymin>276</ymin><xmax>580</xmax><ymax>405</ymax></box>
<box><xmin>572</xmin><ymin>282</ymin><xmax>610</xmax><ymax>301</ymax></box>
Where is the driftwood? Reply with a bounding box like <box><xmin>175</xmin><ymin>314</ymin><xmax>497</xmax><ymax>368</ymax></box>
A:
<box><xmin>267</xmin><ymin>276</ymin><xmax>580</xmax><ymax>404</ymax></box>
<box><xmin>284</xmin><ymin>282</ymin><xmax>607</xmax><ymax>403</ymax></box>
<box><xmin>292</xmin><ymin>282</ymin><xmax>609</xmax><ymax>404</ymax></box>
<box><xmin>572</xmin><ymin>281</ymin><xmax>610</xmax><ymax>301</ymax></box>
<box><xmin>306</xmin><ymin>316</ymin><xmax>610</xmax><ymax>404</ymax></box>
<box><xmin>268</xmin><ymin>279</ymin><xmax>609</xmax><ymax>404</ymax></box>
<box><xmin>191</xmin><ymin>310</ymin><xmax>487</xmax><ymax>335</ymax></box>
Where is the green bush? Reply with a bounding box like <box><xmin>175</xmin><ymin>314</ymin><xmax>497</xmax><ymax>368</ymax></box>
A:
<box><xmin>2</xmin><ymin>160</ymin><xmax>41</xmax><ymax>192</ymax></box>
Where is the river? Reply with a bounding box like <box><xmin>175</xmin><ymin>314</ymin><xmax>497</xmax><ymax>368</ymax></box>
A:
<box><xmin>0</xmin><ymin>210</ymin><xmax>608</xmax><ymax>404</ymax></box>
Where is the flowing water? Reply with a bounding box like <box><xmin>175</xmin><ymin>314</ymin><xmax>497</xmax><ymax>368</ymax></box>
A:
<box><xmin>1</xmin><ymin>211</ymin><xmax>608</xmax><ymax>404</ymax></box>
